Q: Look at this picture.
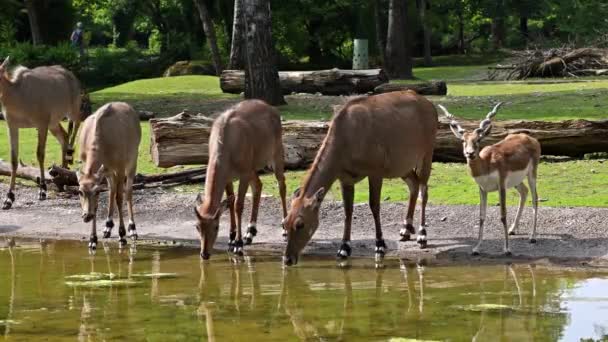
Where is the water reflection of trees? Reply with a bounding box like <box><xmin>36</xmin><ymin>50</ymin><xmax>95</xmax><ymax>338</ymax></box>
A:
<box><xmin>0</xmin><ymin>241</ymin><xmax>595</xmax><ymax>340</ymax></box>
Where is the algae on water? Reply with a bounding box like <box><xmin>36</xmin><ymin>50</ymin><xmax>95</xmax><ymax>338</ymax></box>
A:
<box><xmin>65</xmin><ymin>272</ymin><xmax>116</xmax><ymax>281</ymax></box>
<box><xmin>130</xmin><ymin>273</ymin><xmax>178</xmax><ymax>279</ymax></box>
<box><xmin>65</xmin><ymin>279</ymin><xmax>140</xmax><ymax>288</ymax></box>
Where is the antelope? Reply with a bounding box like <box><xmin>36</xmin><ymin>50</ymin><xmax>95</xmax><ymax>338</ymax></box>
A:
<box><xmin>282</xmin><ymin>91</ymin><xmax>438</xmax><ymax>266</ymax></box>
<box><xmin>194</xmin><ymin>100</ymin><xmax>288</xmax><ymax>260</ymax></box>
<box><xmin>76</xmin><ymin>102</ymin><xmax>141</xmax><ymax>249</ymax></box>
<box><xmin>438</xmin><ymin>103</ymin><xmax>541</xmax><ymax>256</ymax></box>
<box><xmin>0</xmin><ymin>56</ymin><xmax>83</xmax><ymax>209</ymax></box>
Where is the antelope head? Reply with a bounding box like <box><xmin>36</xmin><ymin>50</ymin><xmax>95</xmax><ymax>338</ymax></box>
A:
<box><xmin>194</xmin><ymin>193</ymin><xmax>232</xmax><ymax>260</ymax></box>
<box><xmin>438</xmin><ymin>102</ymin><xmax>503</xmax><ymax>161</ymax></box>
<box><xmin>282</xmin><ymin>187</ymin><xmax>325</xmax><ymax>266</ymax></box>
<box><xmin>76</xmin><ymin>165</ymin><xmax>105</xmax><ymax>223</ymax></box>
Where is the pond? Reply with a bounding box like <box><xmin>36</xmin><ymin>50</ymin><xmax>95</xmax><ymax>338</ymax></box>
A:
<box><xmin>1</xmin><ymin>240</ymin><xmax>608</xmax><ymax>341</ymax></box>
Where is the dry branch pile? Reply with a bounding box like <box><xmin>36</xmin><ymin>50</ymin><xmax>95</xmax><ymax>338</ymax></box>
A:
<box><xmin>489</xmin><ymin>48</ymin><xmax>608</xmax><ymax>80</ymax></box>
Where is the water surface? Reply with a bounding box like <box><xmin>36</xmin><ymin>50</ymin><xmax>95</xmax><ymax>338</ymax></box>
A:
<box><xmin>1</xmin><ymin>240</ymin><xmax>608</xmax><ymax>341</ymax></box>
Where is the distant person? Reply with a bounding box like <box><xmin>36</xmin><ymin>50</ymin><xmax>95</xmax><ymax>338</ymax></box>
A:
<box><xmin>70</xmin><ymin>22</ymin><xmax>85</xmax><ymax>58</ymax></box>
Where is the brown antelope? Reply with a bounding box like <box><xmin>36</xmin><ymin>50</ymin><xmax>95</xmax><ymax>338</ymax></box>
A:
<box><xmin>282</xmin><ymin>91</ymin><xmax>438</xmax><ymax>266</ymax></box>
<box><xmin>0</xmin><ymin>57</ymin><xmax>83</xmax><ymax>209</ymax></box>
<box><xmin>438</xmin><ymin>103</ymin><xmax>541</xmax><ymax>255</ymax></box>
<box><xmin>77</xmin><ymin>102</ymin><xmax>141</xmax><ymax>249</ymax></box>
<box><xmin>194</xmin><ymin>100</ymin><xmax>288</xmax><ymax>260</ymax></box>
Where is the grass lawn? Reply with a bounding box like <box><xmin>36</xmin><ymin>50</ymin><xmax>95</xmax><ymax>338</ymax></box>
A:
<box><xmin>1</xmin><ymin>62</ymin><xmax>606</xmax><ymax>208</ymax></box>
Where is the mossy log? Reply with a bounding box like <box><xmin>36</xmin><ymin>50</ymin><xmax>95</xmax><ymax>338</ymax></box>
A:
<box><xmin>150</xmin><ymin>112</ymin><xmax>608</xmax><ymax>167</ymax></box>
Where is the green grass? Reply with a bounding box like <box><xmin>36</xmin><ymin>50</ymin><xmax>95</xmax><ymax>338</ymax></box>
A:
<box><xmin>242</xmin><ymin>160</ymin><xmax>608</xmax><ymax>207</ymax></box>
<box><xmin>0</xmin><ymin>122</ymin><xmax>167</xmax><ymax>175</ymax></box>
<box><xmin>2</xmin><ymin>121</ymin><xmax>606</xmax><ymax>207</ymax></box>
<box><xmin>3</xmin><ymin>66</ymin><xmax>607</xmax><ymax>208</ymax></box>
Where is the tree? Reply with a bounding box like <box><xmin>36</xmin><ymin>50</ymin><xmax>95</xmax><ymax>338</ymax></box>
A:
<box><xmin>24</xmin><ymin>0</ymin><xmax>42</xmax><ymax>45</ymax></box>
<box><xmin>417</xmin><ymin>0</ymin><xmax>432</xmax><ymax>66</ymax></box>
<box><xmin>490</xmin><ymin>0</ymin><xmax>506</xmax><ymax>50</ymax></box>
<box><xmin>385</xmin><ymin>0</ymin><xmax>413</xmax><ymax>78</ymax></box>
<box><xmin>374</xmin><ymin>0</ymin><xmax>388</xmax><ymax>65</ymax></box>
<box><xmin>229</xmin><ymin>0</ymin><xmax>245</xmax><ymax>69</ymax></box>
<box><xmin>243</xmin><ymin>0</ymin><xmax>285</xmax><ymax>105</ymax></box>
<box><xmin>194</xmin><ymin>0</ymin><xmax>224</xmax><ymax>75</ymax></box>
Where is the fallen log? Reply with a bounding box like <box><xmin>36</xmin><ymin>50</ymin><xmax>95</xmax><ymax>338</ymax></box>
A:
<box><xmin>220</xmin><ymin>68</ymin><xmax>389</xmax><ymax>95</ymax></box>
<box><xmin>1</xmin><ymin>161</ymin><xmax>206</xmax><ymax>190</ymax></box>
<box><xmin>150</xmin><ymin>112</ymin><xmax>608</xmax><ymax>167</ymax></box>
<box><xmin>373</xmin><ymin>81</ymin><xmax>447</xmax><ymax>95</ymax></box>
<box><xmin>0</xmin><ymin>161</ymin><xmax>47</xmax><ymax>184</ymax></box>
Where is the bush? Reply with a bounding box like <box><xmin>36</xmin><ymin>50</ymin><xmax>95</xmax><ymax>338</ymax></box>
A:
<box><xmin>0</xmin><ymin>43</ymin><xmax>80</xmax><ymax>71</ymax></box>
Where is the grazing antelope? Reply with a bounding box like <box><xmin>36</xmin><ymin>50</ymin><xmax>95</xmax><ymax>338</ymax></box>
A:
<box><xmin>282</xmin><ymin>91</ymin><xmax>438</xmax><ymax>266</ymax></box>
<box><xmin>77</xmin><ymin>102</ymin><xmax>141</xmax><ymax>249</ymax></box>
<box><xmin>0</xmin><ymin>56</ymin><xmax>83</xmax><ymax>209</ymax></box>
<box><xmin>438</xmin><ymin>103</ymin><xmax>541</xmax><ymax>255</ymax></box>
<box><xmin>194</xmin><ymin>100</ymin><xmax>288</xmax><ymax>260</ymax></box>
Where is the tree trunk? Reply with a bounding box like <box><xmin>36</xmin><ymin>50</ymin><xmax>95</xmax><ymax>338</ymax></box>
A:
<box><xmin>386</xmin><ymin>0</ymin><xmax>413</xmax><ymax>78</ymax></box>
<box><xmin>220</xmin><ymin>68</ymin><xmax>389</xmax><ymax>95</ymax></box>
<box><xmin>150</xmin><ymin>113</ymin><xmax>608</xmax><ymax>168</ymax></box>
<box><xmin>457</xmin><ymin>5</ymin><xmax>465</xmax><ymax>54</ymax></box>
<box><xmin>373</xmin><ymin>81</ymin><xmax>447</xmax><ymax>95</ymax></box>
<box><xmin>243</xmin><ymin>0</ymin><xmax>285</xmax><ymax>105</ymax></box>
<box><xmin>374</xmin><ymin>0</ymin><xmax>388</xmax><ymax>65</ymax></box>
<box><xmin>194</xmin><ymin>0</ymin><xmax>224</xmax><ymax>75</ymax></box>
<box><xmin>24</xmin><ymin>0</ymin><xmax>42</xmax><ymax>45</ymax></box>
<box><xmin>419</xmin><ymin>0</ymin><xmax>432</xmax><ymax>66</ymax></box>
<box><xmin>520</xmin><ymin>16</ymin><xmax>529</xmax><ymax>44</ymax></box>
<box><xmin>491</xmin><ymin>0</ymin><xmax>506</xmax><ymax>50</ymax></box>
<box><xmin>228</xmin><ymin>0</ymin><xmax>246</xmax><ymax>69</ymax></box>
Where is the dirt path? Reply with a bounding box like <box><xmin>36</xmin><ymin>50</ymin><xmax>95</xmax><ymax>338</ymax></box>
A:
<box><xmin>1</xmin><ymin>182</ymin><xmax>608</xmax><ymax>266</ymax></box>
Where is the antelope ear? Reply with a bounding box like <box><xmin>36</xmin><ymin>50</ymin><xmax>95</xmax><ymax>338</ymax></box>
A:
<box><xmin>220</xmin><ymin>195</ymin><xmax>233</xmax><ymax>212</ymax></box>
<box><xmin>292</xmin><ymin>187</ymin><xmax>301</xmax><ymax>198</ymax></box>
<box><xmin>449</xmin><ymin>123</ymin><xmax>464</xmax><ymax>140</ymax></box>
<box><xmin>0</xmin><ymin>56</ymin><xmax>9</xmax><ymax>69</ymax></box>
<box><xmin>195</xmin><ymin>193</ymin><xmax>204</xmax><ymax>207</ymax></box>
<box><xmin>194</xmin><ymin>207</ymin><xmax>203</xmax><ymax>221</ymax></box>
<box><xmin>310</xmin><ymin>187</ymin><xmax>325</xmax><ymax>209</ymax></box>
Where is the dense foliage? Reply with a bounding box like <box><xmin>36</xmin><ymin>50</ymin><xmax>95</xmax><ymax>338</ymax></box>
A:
<box><xmin>0</xmin><ymin>0</ymin><xmax>607</xmax><ymax>85</ymax></box>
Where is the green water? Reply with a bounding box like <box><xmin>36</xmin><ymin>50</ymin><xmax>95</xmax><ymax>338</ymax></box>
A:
<box><xmin>1</xmin><ymin>241</ymin><xmax>608</xmax><ymax>341</ymax></box>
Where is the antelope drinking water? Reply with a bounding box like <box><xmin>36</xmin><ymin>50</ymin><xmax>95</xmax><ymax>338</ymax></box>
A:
<box><xmin>438</xmin><ymin>103</ymin><xmax>541</xmax><ymax>255</ymax></box>
<box><xmin>0</xmin><ymin>57</ymin><xmax>83</xmax><ymax>209</ymax></box>
<box><xmin>282</xmin><ymin>91</ymin><xmax>438</xmax><ymax>265</ymax></box>
<box><xmin>194</xmin><ymin>100</ymin><xmax>288</xmax><ymax>260</ymax></box>
<box><xmin>77</xmin><ymin>102</ymin><xmax>141</xmax><ymax>249</ymax></box>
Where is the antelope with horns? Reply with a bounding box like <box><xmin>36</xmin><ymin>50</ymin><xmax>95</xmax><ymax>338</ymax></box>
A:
<box><xmin>438</xmin><ymin>103</ymin><xmax>541</xmax><ymax>255</ymax></box>
<box><xmin>194</xmin><ymin>100</ymin><xmax>288</xmax><ymax>260</ymax></box>
<box><xmin>282</xmin><ymin>91</ymin><xmax>438</xmax><ymax>266</ymax></box>
<box><xmin>77</xmin><ymin>102</ymin><xmax>142</xmax><ymax>249</ymax></box>
<box><xmin>0</xmin><ymin>57</ymin><xmax>83</xmax><ymax>209</ymax></box>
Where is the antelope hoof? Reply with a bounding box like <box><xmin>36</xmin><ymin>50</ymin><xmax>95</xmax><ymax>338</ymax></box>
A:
<box><xmin>404</xmin><ymin>223</ymin><xmax>416</xmax><ymax>234</ymax></box>
<box><xmin>244</xmin><ymin>225</ymin><xmax>257</xmax><ymax>245</ymax></box>
<box><xmin>38</xmin><ymin>191</ymin><xmax>46</xmax><ymax>201</ymax></box>
<box><xmin>399</xmin><ymin>228</ymin><xmax>411</xmax><ymax>242</ymax></box>
<box><xmin>504</xmin><ymin>250</ymin><xmax>512</xmax><ymax>257</ymax></box>
<box><xmin>88</xmin><ymin>236</ymin><xmax>98</xmax><ymax>250</ymax></box>
<box><xmin>103</xmin><ymin>228</ymin><xmax>112</xmax><ymax>239</ymax></box>
<box><xmin>119</xmin><ymin>238</ymin><xmax>128</xmax><ymax>247</ymax></box>
<box><xmin>336</xmin><ymin>243</ymin><xmax>351</xmax><ymax>259</ymax></box>
<box><xmin>530</xmin><ymin>238</ymin><xmax>537</xmax><ymax>244</ymax></box>
<box><xmin>200</xmin><ymin>251</ymin><xmax>210</xmax><ymax>260</ymax></box>
<box><xmin>231</xmin><ymin>240</ymin><xmax>244</xmax><ymax>256</ymax></box>
<box><xmin>128</xmin><ymin>223</ymin><xmax>138</xmax><ymax>240</ymax></box>
<box><xmin>471</xmin><ymin>250</ymin><xmax>480</xmax><ymax>256</ymax></box>
<box><xmin>3</xmin><ymin>192</ymin><xmax>15</xmax><ymax>210</ymax></box>
<box><xmin>374</xmin><ymin>239</ymin><xmax>387</xmax><ymax>256</ymax></box>
<box><xmin>508</xmin><ymin>230</ymin><xmax>516</xmax><ymax>236</ymax></box>
<box><xmin>416</xmin><ymin>228</ymin><xmax>428</xmax><ymax>249</ymax></box>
